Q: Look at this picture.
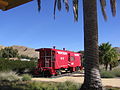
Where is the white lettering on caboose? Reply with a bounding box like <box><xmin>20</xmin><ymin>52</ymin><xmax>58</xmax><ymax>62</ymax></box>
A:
<box><xmin>74</xmin><ymin>54</ymin><xmax>79</xmax><ymax>56</ymax></box>
<box><xmin>57</xmin><ymin>51</ymin><xmax>67</xmax><ymax>55</ymax></box>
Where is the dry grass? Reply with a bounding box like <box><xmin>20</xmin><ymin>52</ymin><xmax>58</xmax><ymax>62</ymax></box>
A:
<box><xmin>0</xmin><ymin>71</ymin><xmax>21</xmax><ymax>82</ymax></box>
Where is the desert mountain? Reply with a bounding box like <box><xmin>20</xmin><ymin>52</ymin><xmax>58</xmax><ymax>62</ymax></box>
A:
<box><xmin>0</xmin><ymin>45</ymin><xmax>5</xmax><ymax>50</ymax></box>
<box><xmin>114</xmin><ymin>47</ymin><xmax>120</xmax><ymax>53</ymax></box>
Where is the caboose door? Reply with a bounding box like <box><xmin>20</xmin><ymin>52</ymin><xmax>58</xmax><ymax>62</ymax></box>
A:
<box><xmin>44</xmin><ymin>49</ymin><xmax>55</xmax><ymax>68</ymax></box>
<box><xmin>68</xmin><ymin>53</ymin><xmax>75</xmax><ymax>67</ymax></box>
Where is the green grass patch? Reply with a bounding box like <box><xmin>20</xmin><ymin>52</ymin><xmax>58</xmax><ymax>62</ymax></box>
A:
<box><xmin>100</xmin><ymin>68</ymin><xmax>120</xmax><ymax>78</ymax></box>
<box><xmin>22</xmin><ymin>74</ymin><xmax>32</xmax><ymax>81</ymax></box>
<box><xmin>105</xmin><ymin>87</ymin><xmax>120</xmax><ymax>90</ymax></box>
<box><xmin>100</xmin><ymin>70</ymin><xmax>115</xmax><ymax>78</ymax></box>
<box><xmin>111</xmin><ymin>68</ymin><xmax>120</xmax><ymax>77</ymax></box>
<box><xmin>0</xmin><ymin>81</ymin><xmax>120</xmax><ymax>90</ymax></box>
<box><xmin>0</xmin><ymin>81</ymin><xmax>80</xmax><ymax>90</ymax></box>
<box><xmin>56</xmin><ymin>81</ymin><xmax>80</xmax><ymax>90</ymax></box>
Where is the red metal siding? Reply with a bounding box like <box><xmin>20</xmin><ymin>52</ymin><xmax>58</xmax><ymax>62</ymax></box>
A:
<box><xmin>54</xmin><ymin>50</ymin><xmax>68</xmax><ymax>69</ymax></box>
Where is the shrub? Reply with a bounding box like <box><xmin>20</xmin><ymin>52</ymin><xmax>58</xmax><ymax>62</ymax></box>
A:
<box><xmin>0</xmin><ymin>47</ymin><xmax>18</xmax><ymax>58</ymax></box>
<box><xmin>0</xmin><ymin>58</ymin><xmax>36</xmax><ymax>74</ymax></box>
<box><xmin>111</xmin><ymin>68</ymin><xmax>120</xmax><ymax>77</ymax></box>
<box><xmin>100</xmin><ymin>70</ymin><xmax>115</xmax><ymax>78</ymax></box>
<box><xmin>0</xmin><ymin>71</ymin><xmax>21</xmax><ymax>82</ymax></box>
<box><xmin>22</xmin><ymin>74</ymin><xmax>32</xmax><ymax>81</ymax></box>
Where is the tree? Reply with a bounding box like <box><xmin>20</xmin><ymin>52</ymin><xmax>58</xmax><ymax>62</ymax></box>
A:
<box><xmin>0</xmin><ymin>47</ymin><xmax>18</xmax><ymax>58</ymax></box>
<box><xmin>80</xmin><ymin>1</ymin><xmax>103</xmax><ymax>89</ymax></box>
<box><xmin>99</xmin><ymin>42</ymin><xmax>119</xmax><ymax>70</ymax></box>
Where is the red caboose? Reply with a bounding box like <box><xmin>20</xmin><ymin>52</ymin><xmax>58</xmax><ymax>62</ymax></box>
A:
<box><xmin>34</xmin><ymin>47</ymin><xmax>83</xmax><ymax>76</ymax></box>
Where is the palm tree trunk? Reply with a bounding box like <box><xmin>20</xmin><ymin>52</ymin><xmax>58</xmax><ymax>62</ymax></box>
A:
<box><xmin>80</xmin><ymin>0</ymin><xmax>103</xmax><ymax>90</ymax></box>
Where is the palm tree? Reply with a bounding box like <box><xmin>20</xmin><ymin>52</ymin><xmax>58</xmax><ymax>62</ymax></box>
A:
<box><xmin>80</xmin><ymin>1</ymin><xmax>102</xmax><ymax>89</ymax></box>
<box><xmin>37</xmin><ymin>0</ymin><xmax>117</xmax><ymax>90</ymax></box>
<box><xmin>99</xmin><ymin>42</ymin><xmax>119</xmax><ymax>71</ymax></box>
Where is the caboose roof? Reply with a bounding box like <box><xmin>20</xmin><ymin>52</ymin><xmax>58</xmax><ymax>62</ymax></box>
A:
<box><xmin>35</xmin><ymin>48</ymin><xmax>82</xmax><ymax>55</ymax></box>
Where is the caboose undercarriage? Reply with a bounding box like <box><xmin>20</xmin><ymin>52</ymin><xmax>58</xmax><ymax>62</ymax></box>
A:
<box><xmin>34</xmin><ymin>66</ymin><xmax>82</xmax><ymax>77</ymax></box>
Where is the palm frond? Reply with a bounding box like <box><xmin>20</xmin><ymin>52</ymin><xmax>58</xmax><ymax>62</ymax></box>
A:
<box><xmin>73</xmin><ymin>0</ymin><xmax>78</xmax><ymax>21</ymax></box>
<box><xmin>37</xmin><ymin>0</ymin><xmax>41</xmax><ymax>12</ymax></box>
<box><xmin>110</xmin><ymin>0</ymin><xmax>116</xmax><ymax>16</ymax></box>
<box><xmin>64</xmin><ymin>0</ymin><xmax>69</xmax><ymax>12</ymax></box>
<box><xmin>54</xmin><ymin>0</ymin><xmax>57</xmax><ymax>19</ymax></box>
<box><xmin>100</xmin><ymin>0</ymin><xmax>107</xmax><ymax>20</ymax></box>
<box><xmin>57</xmin><ymin>0</ymin><xmax>61</xmax><ymax>11</ymax></box>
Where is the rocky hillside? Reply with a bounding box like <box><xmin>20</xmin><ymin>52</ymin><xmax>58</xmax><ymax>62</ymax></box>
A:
<box><xmin>0</xmin><ymin>45</ymin><xmax>39</xmax><ymax>58</ymax></box>
<box><xmin>114</xmin><ymin>47</ymin><xmax>120</xmax><ymax>60</ymax></box>
<box><xmin>0</xmin><ymin>45</ymin><xmax>5</xmax><ymax>50</ymax></box>
<box><xmin>114</xmin><ymin>47</ymin><xmax>120</xmax><ymax>53</ymax></box>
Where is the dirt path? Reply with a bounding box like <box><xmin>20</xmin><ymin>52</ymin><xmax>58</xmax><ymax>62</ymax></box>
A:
<box><xmin>32</xmin><ymin>74</ymin><xmax>120</xmax><ymax>88</ymax></box>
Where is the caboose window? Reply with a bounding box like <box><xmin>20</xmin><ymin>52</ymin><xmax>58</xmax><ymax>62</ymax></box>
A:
<box><xmin>70</xmin><ymin>56</ymin><xmax>75</xmax><ymax>61</ymax></box>
<box><xmin>45</xmin><ymin>50</ymin><xmax>51</xmax><ymax>56</ymax></box>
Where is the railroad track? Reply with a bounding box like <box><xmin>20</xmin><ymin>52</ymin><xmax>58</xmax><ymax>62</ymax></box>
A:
<box><xmin>33</xmin><ymin>71</ymin><xmax>84</xmax><ymax>78</ymax></box>
<box><xmin>51</xmin><ymin>71</ymin><xmax>84</xmax><ymax>78</ymax></box>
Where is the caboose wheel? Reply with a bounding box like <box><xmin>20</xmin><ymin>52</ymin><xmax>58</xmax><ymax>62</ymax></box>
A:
<box><xmin>69</xmin><ymin>67</ymin><xmax>74</xmax><ymax>73</ymax></box>
<box><xmin>56</xmin><ymin>70</ymin><xmax>61</xmax><ymax>75</ymax></box>
<box><xmin>75</xmin><ymin>67</ymin><xmax>80</xmax><ymax>71</ymax></box>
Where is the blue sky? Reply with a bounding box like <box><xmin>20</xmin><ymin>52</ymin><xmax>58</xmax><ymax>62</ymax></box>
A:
<box><xmin>0</xmin><ymin>0</ymin><xmax>120</xmax><ymax>52</ymax></box>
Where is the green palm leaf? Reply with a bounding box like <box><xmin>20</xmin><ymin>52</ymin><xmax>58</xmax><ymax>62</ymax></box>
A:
<box><xmin>99</xmin><ymin>42</ymin><xmax>119</xmax><ymax>70</ymax></box>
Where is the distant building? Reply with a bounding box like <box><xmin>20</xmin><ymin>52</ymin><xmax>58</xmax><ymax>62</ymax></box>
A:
<box><xmin>20</xmin><ymin>59</ymin><xmax>30</xmax><ymax>61</ymax></box>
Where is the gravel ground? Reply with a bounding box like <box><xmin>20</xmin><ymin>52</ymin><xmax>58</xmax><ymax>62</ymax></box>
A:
<box><xmin>32</xmin><ymin>74</ymin><xmax>120</xmax><ymax>88</ymax></box>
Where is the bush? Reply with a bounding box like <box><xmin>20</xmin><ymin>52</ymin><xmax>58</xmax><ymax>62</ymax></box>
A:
<box><xmin>0</xmin><ymin>58</ymin><xmax>36</xmax><ymax>74</ymax></box>
<box><xmin>0</xmin><ymin>71</ymin><xmax>21</xmax><ymax>82</ymax></box>
<box><xmin>22</xmin><ymin>74</ymin><xmax>32</xmax><ymax>81</ymax></box>
<box><xmin>0</xmin><ymin>47</ymin><xmax>18</xmax><ymax>58</ymax></box>
<box><xmin>100</xmin><ymin>70</ymin><xmax>115</xmax><ymax>78</ymax></box>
